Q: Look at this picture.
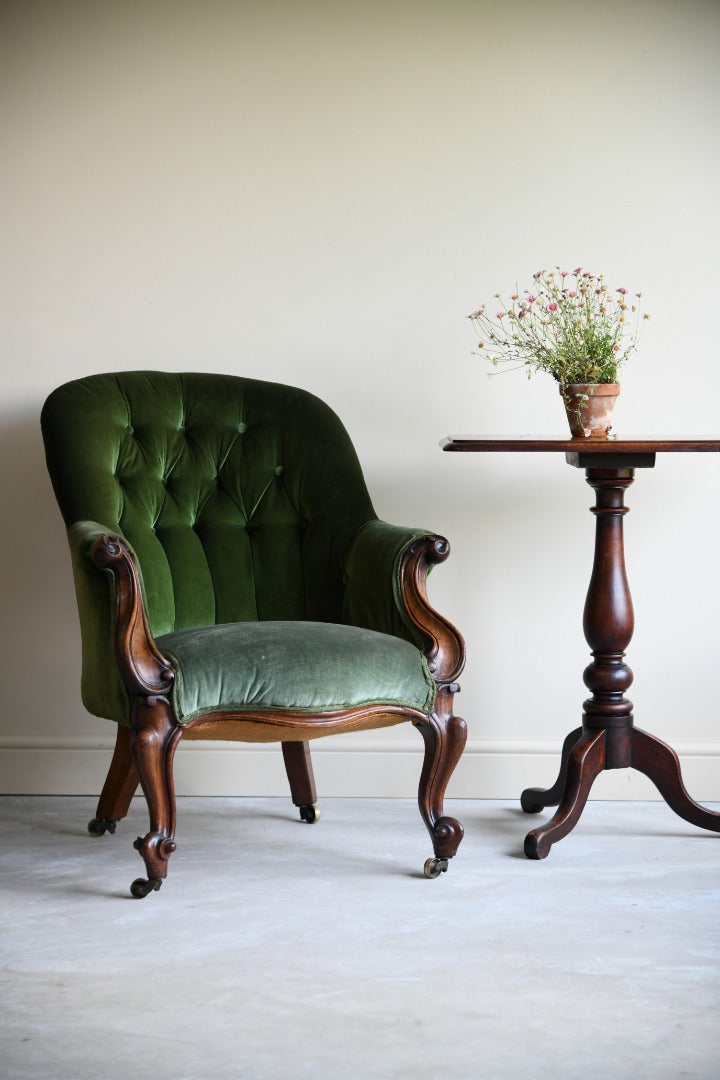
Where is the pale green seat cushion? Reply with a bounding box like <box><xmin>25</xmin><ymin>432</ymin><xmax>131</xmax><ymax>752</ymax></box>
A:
<box><xmin>157</xmin><ymin>621</ymin><xmax>436</xmax><ymax>724</ymax></box>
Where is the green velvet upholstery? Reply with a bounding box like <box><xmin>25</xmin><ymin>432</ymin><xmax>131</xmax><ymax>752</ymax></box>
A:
<box><xmin>158</xmin><ymin>621</ymin><xmax>435</xmax><ymax>724</ymax></box>
<box><xmin>41</xmin><ymin>372</ymin><xmax>433</xmax><ymax>726</ymax></box>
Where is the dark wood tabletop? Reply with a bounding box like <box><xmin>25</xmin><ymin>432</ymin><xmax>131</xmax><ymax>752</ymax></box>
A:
<box><xmin>441</xmin><ymin>435</ymin><xmax>720</xmax><ymax>453</ymax></box>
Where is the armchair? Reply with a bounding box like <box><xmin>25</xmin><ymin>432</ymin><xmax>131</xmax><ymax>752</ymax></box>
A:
<box><xmin>41</xmin><ymin>372</ymin><xmax>466</xmax><ymax>897</ymax></box>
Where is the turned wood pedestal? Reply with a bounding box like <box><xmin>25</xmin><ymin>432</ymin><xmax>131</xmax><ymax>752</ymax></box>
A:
<box><xmin>442</xmin><ymin>436</ymin><xmax>720</xmax><ymax>858</ymax></box>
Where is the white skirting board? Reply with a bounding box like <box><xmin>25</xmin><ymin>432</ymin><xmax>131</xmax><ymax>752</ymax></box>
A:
<box><xmin>0</xmin><ymin>734</ymin><xmax>718</xmax><ymax>801</ymax></box>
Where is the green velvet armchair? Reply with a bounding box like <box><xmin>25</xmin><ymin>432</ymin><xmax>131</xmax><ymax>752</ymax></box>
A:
<box><xmin>41</xmin><ymin>372</ymin><xmax>466</xmax><ymax>897</ymax></box>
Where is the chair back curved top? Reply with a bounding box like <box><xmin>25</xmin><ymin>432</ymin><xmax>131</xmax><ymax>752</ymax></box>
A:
<box><xmin>42</xmin><ymin>371</ymin><xmax>376</xmax><ymax>634</ymax></box>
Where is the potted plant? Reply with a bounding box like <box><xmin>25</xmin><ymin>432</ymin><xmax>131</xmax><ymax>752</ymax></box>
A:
<box><xmin>468</xmin><ymin>267</ymin><xmax>650</xmax><ymax>437</ymax></box>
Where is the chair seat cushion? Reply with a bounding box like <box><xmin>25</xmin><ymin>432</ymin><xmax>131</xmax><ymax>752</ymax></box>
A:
<box><xmin>157</xmin><ymin>621</ymin><xmax>436</xmax><ymax>724</ymax></box>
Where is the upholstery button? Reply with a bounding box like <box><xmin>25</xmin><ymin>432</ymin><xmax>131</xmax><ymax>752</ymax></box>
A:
<box><xmin>237</xmin><ymin>422</ymin><xmax>247</xmax><ymax>434</ymax></box>
<box><xmin>126</xmin><ymin>425</ymin><xmax>134</xmax><ymax>435</ymax></box>
<box><xmin>275</xmin><ymin>465</ymin><xmax>284</xmax><ymax>476</ymax></box>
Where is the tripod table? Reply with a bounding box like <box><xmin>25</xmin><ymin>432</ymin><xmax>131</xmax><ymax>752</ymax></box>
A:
<box><xmin>442</xmin><ymin>436</ymin><xmax>720</xmax><ymax>858</ymax></box>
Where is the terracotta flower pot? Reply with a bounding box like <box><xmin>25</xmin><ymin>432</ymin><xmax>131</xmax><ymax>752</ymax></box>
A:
<box><xmin>560</xmin><ymin>383</ymin><xmax>620</xmax><ymax>438</ymax></box>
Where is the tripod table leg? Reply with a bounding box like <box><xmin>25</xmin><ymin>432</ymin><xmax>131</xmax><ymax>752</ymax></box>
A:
<box><xmin>632</xmin><ymin>727</ymin><xmax>720</xmax><ymax>833</ymax></box>
<box><xmin>524</xmin><ymin>728</ymin><xmax>606</xmax><ymax>859</ymax></box>
<box><xmin>521</xmin><ymin>726</ymin><xmax>584</xmax><ymax>814</ymax></box>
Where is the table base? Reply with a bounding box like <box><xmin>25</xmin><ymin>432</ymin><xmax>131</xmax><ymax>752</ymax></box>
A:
<box><xmin>441</xmin><ymin>437</ymin><xmax>720</xmax><ymax>857</ymax></box>
<box><xmin>521</xmin><ymin>721</ymin><xmax>720</xmax><ymax>858</ymax></box>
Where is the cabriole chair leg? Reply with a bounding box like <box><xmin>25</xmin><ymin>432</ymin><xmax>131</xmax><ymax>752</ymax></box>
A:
<box><xmin>129</xmin><ymin>699</ymin><xmax>181</xmax><ymax>898</ymax></box>
<box><xmin>415</xmin><ymin>690</ymin><xmax>467</xmax><ymax>878</ymax></box>
<box><xmin>88</xmin><ymin>724</ymin><xmax>140</xmax><ymax>838</ymax></box>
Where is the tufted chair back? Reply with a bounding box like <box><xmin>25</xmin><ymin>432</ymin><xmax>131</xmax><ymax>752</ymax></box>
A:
<box><xmin>43</xmin><ymin>371</ymin><xmax>377</xmax><ymax>632</ymax></box>
<box><xmin>42</xmin><ymin>372</ymin><xmax>381</xmax><ymax>719</ymax></box>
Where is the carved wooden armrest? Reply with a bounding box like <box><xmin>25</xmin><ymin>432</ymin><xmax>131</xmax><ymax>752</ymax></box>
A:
<box><xmin>89</xmin><ymin>534</ymin><xmax>174</xmax><ymax>699</ymax></box>
<box><xmin>343</xmin><ymin>521</ymin><xmax>464</xmax><ymax>686</ymax></box>
<box><xmin>398</xmin><ymin>535</ymin><xmax>465</xmax><ymax>686</ymax></box>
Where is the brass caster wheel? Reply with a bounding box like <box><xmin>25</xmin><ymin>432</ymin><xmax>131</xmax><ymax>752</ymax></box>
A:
<box><xmin>88</xmin><ymin>817</ymin><xmax>117</xmax><ymax>837</ymax></box>
<box><xmin>423</xmin><ymin>857</ymin><xmax>449</xmax><ymax>879</ymax></box>
<box><xmin>299</xmin><ymin>804</ymin><xmax>320</xmax><ymax>824</ymax></box>
<box><xmin>130</xmin><ymin>877</ymin><xmax>162</xmax><ymax>899</ymax></box>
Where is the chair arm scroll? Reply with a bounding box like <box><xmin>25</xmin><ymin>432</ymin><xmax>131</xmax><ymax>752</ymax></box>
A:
<box><xmin>89</xmin><ymin>534</ymin><xmax>174</xmax><ymax>699</ymax></box>
<box><xmin>398</xmin><ymin>535</ymin><xmax>465</xmax><ymax>686</ymax></box>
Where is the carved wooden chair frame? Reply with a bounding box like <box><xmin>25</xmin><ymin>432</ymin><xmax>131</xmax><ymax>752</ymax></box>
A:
<box><xmin>89</xmin><ymin>531</ymin><xmax>466</xmax><ymax>897</ymax></box>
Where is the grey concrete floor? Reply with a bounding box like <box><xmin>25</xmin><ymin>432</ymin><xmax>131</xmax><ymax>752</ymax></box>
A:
<box><xmin>1</xmin><ymin>796</ymin><xmax>719</xmax><ymax>1080</ymax></box>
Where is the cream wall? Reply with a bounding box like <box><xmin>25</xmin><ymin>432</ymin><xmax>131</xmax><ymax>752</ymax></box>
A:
<box><xmin>2</xmin><ymin>0</ymin><xmax>720</xmax><ymax>800</ymax></box>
